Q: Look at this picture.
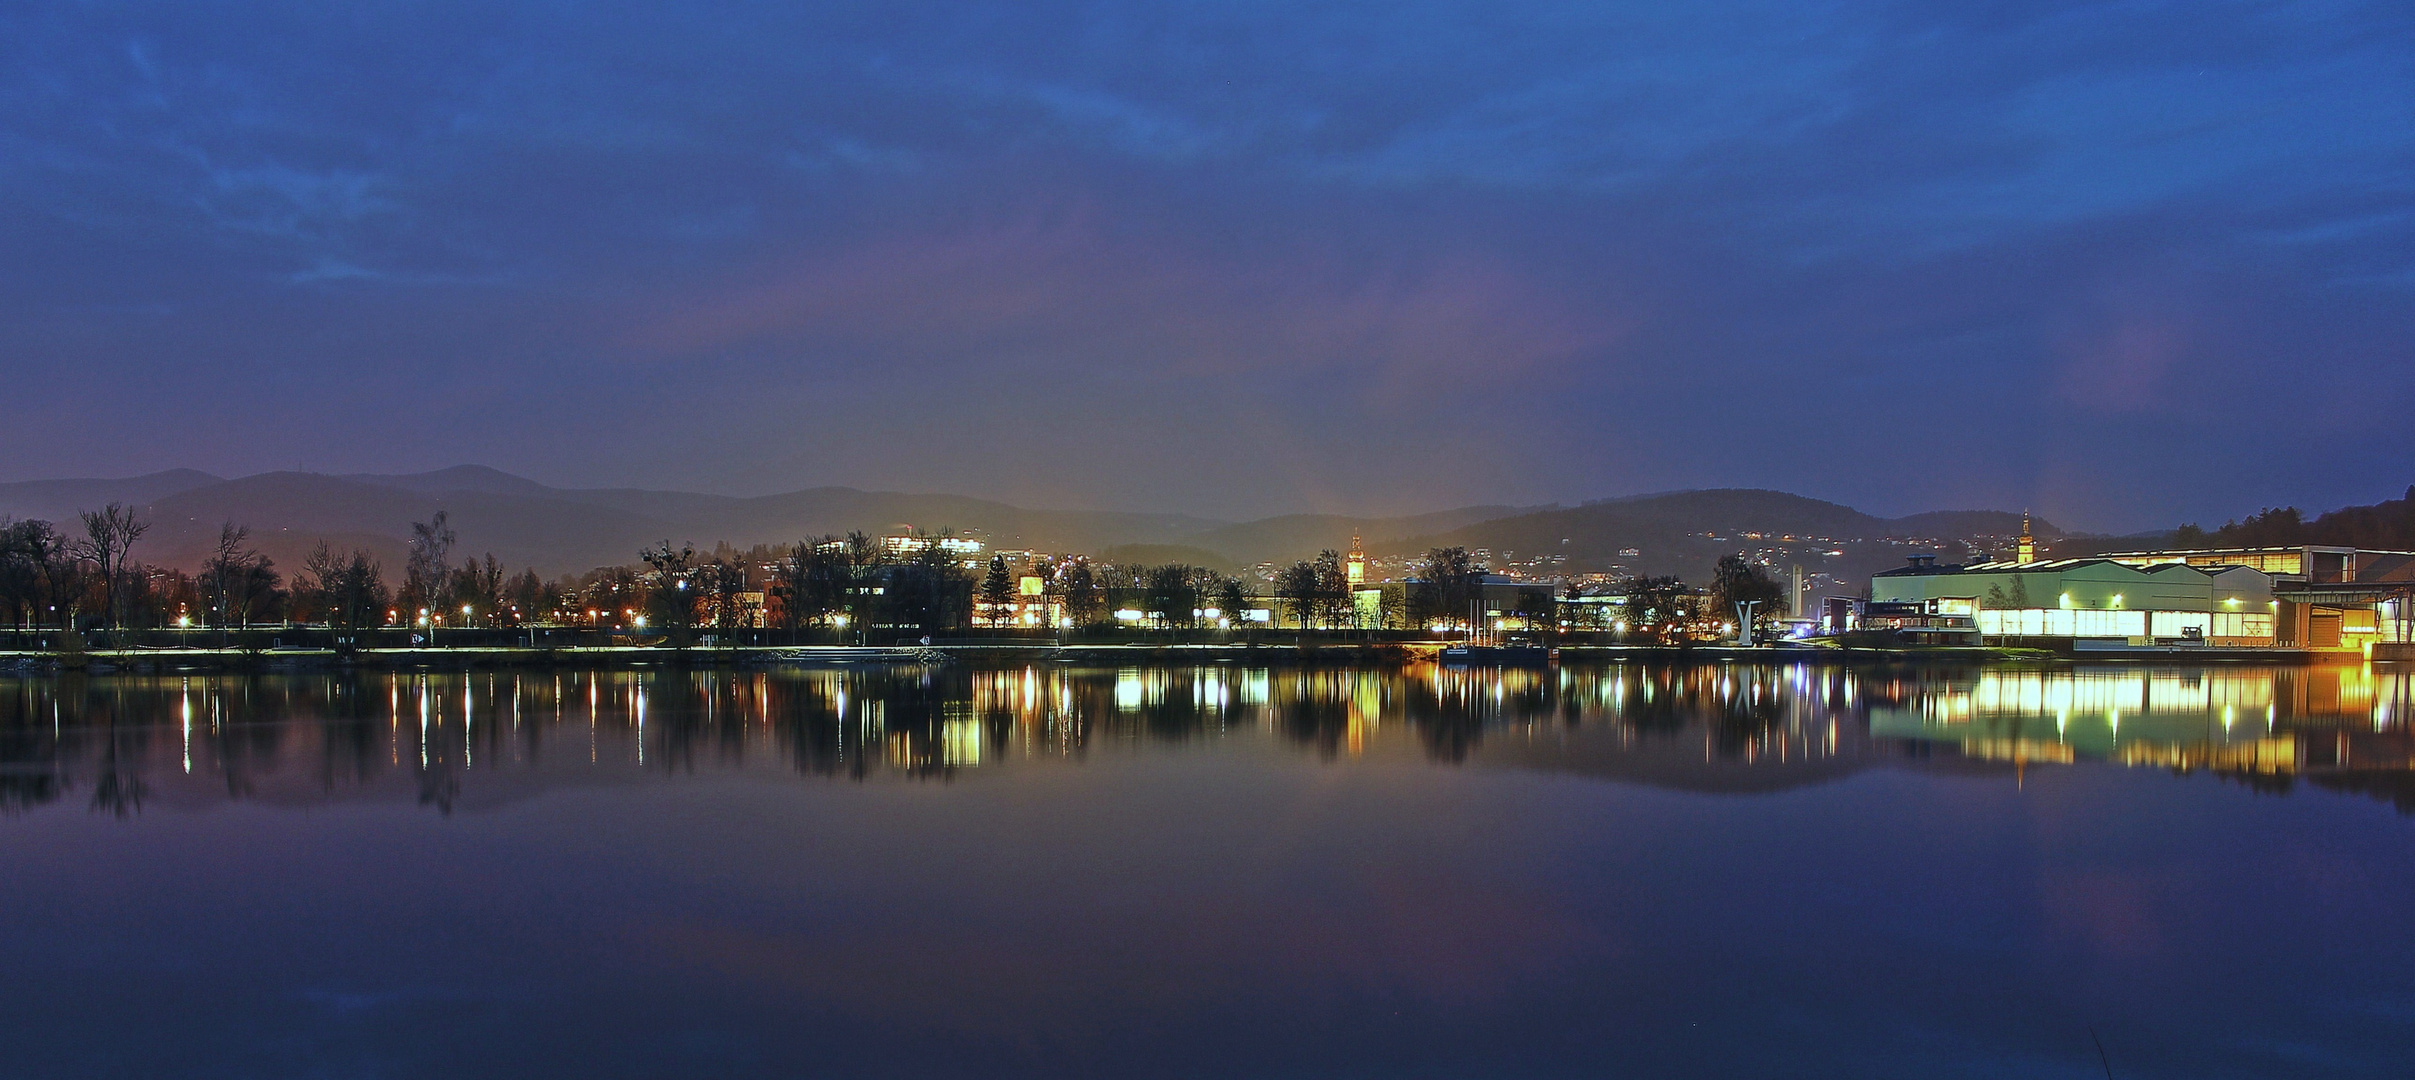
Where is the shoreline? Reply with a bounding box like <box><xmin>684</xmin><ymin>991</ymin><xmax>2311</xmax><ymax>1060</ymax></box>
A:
<box><xmin>0</xmin><ymin>640</ymin><xmax>2377</xmax><ymax>674</ymax></box>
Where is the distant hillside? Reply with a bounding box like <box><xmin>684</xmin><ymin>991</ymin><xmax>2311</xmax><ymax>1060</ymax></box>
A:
<box><xmin>0</xmin><ymin>468</ymin><xmax>2058</xmax><ymax>589</ymax></box>
<box><xmin>1096</xmin><ymin>545</ymin><xmax>1240</xmax><ymax>574</ymax></box>
<box><xmin>2161</xmin><ymin>485</ymin><xmax>2415</xmax><ymax>551</ymax></box>
<box><xmin>1388</xmin><ymin>490</ymin><xmax>2062</xmax><ymax>583</ymax></box>
<box><xmin>1186</xmin><ymin>505</ymin><xmax>1537</xmax><ymax>567</ymax></box>
<box><xmin>0</xmin><ymin>469</ymin><xmax>222</xmax><ymax>524</ymax></box>
<box><xmin>3</xmin><ymin>470</ymin><xmax>1244</xmax><ymax>579</ymax></box>
<box><xmin>0</xmin><ymin>467</ymin><xmax>1542</xmax><ymax>578</ymax></box>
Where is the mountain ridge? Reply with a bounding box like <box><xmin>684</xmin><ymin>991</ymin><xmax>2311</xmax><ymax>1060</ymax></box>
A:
<box><xmin>1</xmin><ymin>467</ymin><xmax>2060</xmax><ymax>584</ymax></box>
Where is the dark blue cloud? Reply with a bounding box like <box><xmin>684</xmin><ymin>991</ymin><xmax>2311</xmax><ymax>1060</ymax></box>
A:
<box><xmin>0</xmin><ymin>0</ymin><xmax>2408</xmax><ymax>529</ymax></box>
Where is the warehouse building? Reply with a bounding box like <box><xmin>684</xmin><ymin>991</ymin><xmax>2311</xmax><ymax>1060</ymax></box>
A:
<box><xmin>1870</xmin><ymin>555</ymin><xmax>2276</xmax><ymax>646</ymax></box>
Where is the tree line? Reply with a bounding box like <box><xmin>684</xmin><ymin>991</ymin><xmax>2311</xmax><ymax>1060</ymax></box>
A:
<box><xmin>2169</xmin><ymin>485</ymin><xmax>2415</xmax><ymax>551</ymax></box>
<box><xmin>0</xmin><ymin>506</ymin><xmax>558</xmax><ymax>638</ymax></box>
<box><xmin>1</xmin><ymin>504</ymin><xmax>1790</xmax><ymax>643</ymax></box>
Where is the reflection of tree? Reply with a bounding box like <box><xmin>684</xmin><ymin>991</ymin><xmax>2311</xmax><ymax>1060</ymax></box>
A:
<box><xmin>1606</xmin><ymin>668</ymin><xmax>1696</xmax><ymax>737</ymax></box>
<box><xmin>0</xmin><ymin>680</ymin><xmax>67</xmax><ymax>812</ymax></box>
<box><xmin>208</xmin><ymin>675</ymin><xmax>283</xmax><ymax>800</ymax></box>
<box><xmin>1399</xmin><ymin>674</ymin><xmax>1496</xmax><ymax>763</ymax></box>
<box><xmin>319</xmin><ymin>675</ymin><xmax>387</xmax><ymax>791</ymax></box>
<box><xmin>770</xmin><ymin>679</ymin><xmax>852</xmax><ymax>779</ymax></box>
<box><xmin>2220</xmin><ymin>771</ymin><xmax>2298</xmax><ymax>801</ymax></box>
<box><xmin>2307</xmin><ymin>773</ymin><xmax>2415</xmax><ymax>815</ymax></box>
<box><xmin>416</xmin><ymin>764</ymin><xmax>459</xmax><ymax>814</ymax></box>
<box><xmin>90</xmin><ymin>728</ymin><xmax>145</xmax><ymax>818</ymax></box>
<box><xmin>1272</xmin><ymin>693</ymin><xmax>1349</xmax><ymax>759</ymax></box>
<box><xmin>0</xmin><ymin>768</ymin><xmax>62</xmax><ymax>812</ymax></box>
<box><xmin>1710</xmin><ymin>685</ymin><xmax>1783</xmax><ymax>759</ymax></box>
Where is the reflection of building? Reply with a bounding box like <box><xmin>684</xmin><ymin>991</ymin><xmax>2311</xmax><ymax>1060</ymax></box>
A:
<box><xmin>1871</xmin><ymin>554</ymin><xmax>2275</xmax><ymax>646</ymax></box>
<box><xmin>1868</xmin><ymin>666</ymin><xmax>2415</xmax><ymax>781</ymax></box>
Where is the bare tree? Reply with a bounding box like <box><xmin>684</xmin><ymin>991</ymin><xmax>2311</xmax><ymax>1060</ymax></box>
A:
<box><xmin>201</xmin><ymin>522</ymin><xmax>279</xmax><ymax>633</ymax></box>
<box><xmin>639</xmin><ymin>541</ymin><xmax>699</xmax><ymax>643</ymax></box>
<box><xmin>1062</xmin><ymin>558</ymin><xmax>1103</xmax><ymax>629</ymax></box>
<box><xmin>503</xmin><ymin>568</ymin><xmax>545</xmax><ymax>625</ymax></box>
<box><xmin>301</xmin><ymin>542</ymin><xmax>389</xmax><ymax>630</ymax></box>
<box><xmin>699</xmin><ymin>557</ymin><xmax>751</xmax><ymax>633</ymax></box>
<box><xmin>455</xmin><ymin>553</ymin><xmax>505</xmax><ymax>626</ymax></box>
<box><xmin>1275</xmin><ymin>551</ymin><xmax>1350</xmax><ymax>630</ymax></box>
<box><xmin>0</xmin><ymin>519</ymin><xmax>73</xmax><ymax>629</ymax></box>
<box><xmin>1411</xmin><ymin>547</ymin><xmax>1482</xmax><ymax>632</ymax></box>
<box><xmin>1215</xmin><ymin>577</ymin><xmax>1250</xmax><ymax>630</ymax></box>
<box><xmin>404</xmin><ymin>512</ymin><xmax>456</xmax><ymax>631</ymax></box>
<box><xmin>74</xmin><ymin>503</ymin><xmax>148</xmax><ymax>635</ymax></box>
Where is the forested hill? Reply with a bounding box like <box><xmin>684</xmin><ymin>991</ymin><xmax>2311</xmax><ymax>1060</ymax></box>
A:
<box><xmin>0</xmin><ymin>468</ymin><xmax>2057</xmax><ymax>584</ymax></box>
<box><xmin>2167</xmin><ymin>487</ymin><xmax>2415</xmax><ymax>551</ymax></box>
<box><xmin>1382</xmin><ymin>490</ymin><xmax>2061</xmax><ymax>582</ymax></box>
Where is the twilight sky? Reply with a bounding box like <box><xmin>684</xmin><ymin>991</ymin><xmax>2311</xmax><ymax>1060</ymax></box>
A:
<box><xmin>1</xmin><ymin>1</ymin><xmax>2408</xmax><ymax>530</ymax></box>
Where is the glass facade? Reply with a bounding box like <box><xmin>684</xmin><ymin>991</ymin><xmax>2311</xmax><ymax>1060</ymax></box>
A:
<box><xmin>1975</xmin><ymin>608</ymin><xmax>2274</xmax><ymax>641</ymax></box>
<box><xmin>1977</xmin><ymin>609</ymin><xmax>2147</xmax><ymax>637</ymax></box>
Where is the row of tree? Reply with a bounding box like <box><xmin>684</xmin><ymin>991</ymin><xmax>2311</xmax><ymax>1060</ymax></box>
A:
<box><xmin>0</xmin><ymin>506</ymin><xmax>149</xmax><ymax>633</ymax></box>
<box><xmin>0</xmin><ymin>507</ymin><xmax>563</xmax><ymax>636</ymax></box>
<box><xmin>2</xmin><ymin>504</ymin><xmax>1788</xmax><ymax>642</ymax></box>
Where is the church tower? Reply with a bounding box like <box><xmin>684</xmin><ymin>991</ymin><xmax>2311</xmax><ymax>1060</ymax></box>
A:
<box><xmin>2016</xmin><ymin>512</ymin><xmax>2036</xmax><ymax>563</ymax></box>
<box><xmin>1346</xmin><ymin>534</ymin><xmax>1365</xmax><ymax>587</ymax></box>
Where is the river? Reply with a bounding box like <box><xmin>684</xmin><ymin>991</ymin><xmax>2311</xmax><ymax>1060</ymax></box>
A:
<box><xmin>2</xmin><ymin>662</ymin><xmax>2411</xmax><ymax>1078</ymax></box>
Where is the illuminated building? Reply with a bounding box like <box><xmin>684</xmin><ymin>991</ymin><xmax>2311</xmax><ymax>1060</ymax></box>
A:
<box><xmin>1871</xmin><ymin>554</ymin><xmax>2276</xmax><ymax>646</ymax></box>
<box><xmin>2094</xmin><ymin>545</ymin><xmax>2415</xmax><ymax>651</ymax></box>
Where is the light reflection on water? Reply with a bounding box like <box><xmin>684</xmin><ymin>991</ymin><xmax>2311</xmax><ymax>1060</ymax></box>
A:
<box><xmin>4</xmin><ymin>663</ymin><xmax>2415</xmax><ymax>1079</ymax></box>
<box><xmin>4</xmin><ymin>663</ymin><xmax>2413</xmax><ymax>815</ymax></box>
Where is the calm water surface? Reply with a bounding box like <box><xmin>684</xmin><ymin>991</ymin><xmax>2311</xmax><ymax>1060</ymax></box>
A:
<box><xmin>3</xmin><ymin>663</ymin><xmax>2413</xmax><ymax>1079</ymax></box>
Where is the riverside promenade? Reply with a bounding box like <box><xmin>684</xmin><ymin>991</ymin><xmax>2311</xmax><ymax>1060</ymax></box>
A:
<box><xmin>0</xmin><ymin>633</ymin><xmax>2366</xmax><ymax>673</ymax></box>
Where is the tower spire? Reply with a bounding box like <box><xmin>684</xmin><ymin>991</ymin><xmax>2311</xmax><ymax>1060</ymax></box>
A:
<box><xmin>2016</xmin><ymin>511</ymin><xmax>2035</xmax><ymax>563</ymax></box>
